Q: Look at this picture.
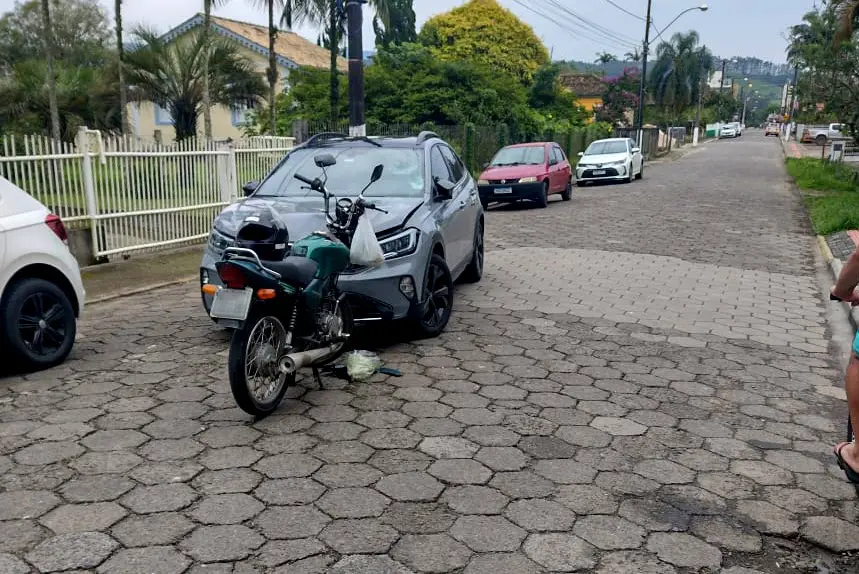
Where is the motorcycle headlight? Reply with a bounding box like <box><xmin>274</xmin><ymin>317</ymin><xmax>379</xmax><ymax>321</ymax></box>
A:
<box><xmin>477</xmin><ymin>179</ymin><xmax>489</xmax><ymax>185</ymax></box>
<box><xmin>208</xmin><ymin>228</ymin><xmax>234</xmax><ymax>252</ymax></box>
<box><xmin>518</xmin><ymin>176</ymin><xmax>538</xmax><ymax>183</ymax></box>
<box><xmin>379</xmin><ymin>228</ymin><xmax>419</xmax><ymax>260</ymax></box>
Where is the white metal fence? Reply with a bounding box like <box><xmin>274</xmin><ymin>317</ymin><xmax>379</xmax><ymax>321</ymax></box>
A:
<box><xmin>0</xmin><ymin>128</ymin><xmax>293</xmax><ymax>259</ymax></box>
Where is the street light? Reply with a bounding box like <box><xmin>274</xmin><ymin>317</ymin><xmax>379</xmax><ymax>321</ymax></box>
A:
<box><xmin>635</xmin><ymin>3</ymin><xmax>709</xmax><ymax>144</ymax></box>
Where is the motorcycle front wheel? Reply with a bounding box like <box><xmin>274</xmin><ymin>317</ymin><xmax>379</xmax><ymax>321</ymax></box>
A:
<box><xmin>228</xmin><ymin>313</ymin><xmax>294</xmax><ymax>418</ymax></box>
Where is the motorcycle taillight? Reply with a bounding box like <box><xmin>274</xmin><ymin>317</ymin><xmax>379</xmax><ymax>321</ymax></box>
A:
<box><xmin>218</xmin><ymin>263</ymin><xmax>247</xmax><ymax>289</ymax></box>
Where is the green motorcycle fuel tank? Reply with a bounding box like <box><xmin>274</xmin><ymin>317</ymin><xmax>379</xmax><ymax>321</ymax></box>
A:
<box><xmin>290</xmin><ymin>232</ymin><xmax>351</xmax><ymax>308</ymax></box>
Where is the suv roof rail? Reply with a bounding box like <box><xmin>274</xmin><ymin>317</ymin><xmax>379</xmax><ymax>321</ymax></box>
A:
<box><xmin>303</xmin><ymin>132</ymin><xmax>349</xmax><ymax>147</ymax></box>
<box><xmin>416</xmin><ymin>131</ymin><xmax>440</xmax><ymax>144</ymax></box>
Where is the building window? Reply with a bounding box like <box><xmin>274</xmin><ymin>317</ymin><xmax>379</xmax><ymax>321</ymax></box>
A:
<box><xmin>154</xmin><ymin>104</ymin><xmax>173</xmax><ymax>126</ymax></box>
<box><xmin>232</xmin><ymin>104</ymin><xmax>255</xmax><ymax>127</ymax></box>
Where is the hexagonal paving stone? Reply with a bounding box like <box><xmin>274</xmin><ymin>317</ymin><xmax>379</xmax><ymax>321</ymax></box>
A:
<box><xmin>555</xmin><ymin>484</ymin><xmax>618</xmax><ymax>514</ymax></box>
<box><xmin>730</xmin><ymin>460</ymin><xmax>794</xmax><ymax>486</ymax></box>
<box><xmin>464</xmin><ymin>426</ymin><xmax>521</xmax><ymax>447</ymax></box>
<box><xmin>0</xmin><ymin>519</ymin><xmax>49</xmax><ymax>554</ymax></box>
<box><xmin>97</xmin><ymin>546</ymin><xmax>191</xmax><ymax>574</ymax></box>
<box><xmin>316</xmin><ymin>487</ymin><xmax>390</xmax><ymax>518</ymax></box>
<box><xmin>314</xmin><ymin>463</ymin><xmax>383</xmax><ymax>488</ymax></box>
<box><xmin>419</xmin><ymin>436</ymin><xmax>479</xmax><ymax>459</ymax></box>
<box><xmin>658</xmin><ymin>485</ymin><xmax>727</xmax><ymax>515</ymax></box>
<box><xmin>442</xmin><ymin>485</ymin><xmax>509</xmax><ymax>515</ymax></box>
<box><xmin>197</xmin><ymin>426</ymin><xmax>261</xmax><ymax>448</ymax></box>
<box><xmin>254</xmin><ymin>478</ymin><xmax>326</xmax><ymax>505</ymax></box>
<box><xmin>39</xmin><ymin>502</ymin><xmax>127</xmax><ymax>534</ymax></box>
<box><xmin>505</xmin><ymin>498</ymin><xmax>576</xmax><ymax>532</ymax></box>
<box><xmin>761</xmin><ymin>486</ymin><xmax>828</xmax><ymax>514</ymax></box>
<box><xmin>120</xmin><ymin>483</ymin><xmax>198</xmax><ymax>514</ymax></box>
<box><xmin>192</xmin><ymin>468</ymin><xmax>263</xmax><ymax>495</ymax></box>
<box><xmin>138</xmin><ymin>438</ymin><xmax>204</xmax><ymax>461</ymax></box>
<box><xmin>591</xmin><ymin>416</ymin><xmax>647</xmax><ymax>436</ymax></box>
<box><xmin>381</xmin><ymin>502</ymin><xmax>457</xmax><ymax>534</ymax></box>
<box><xmin>111</xmin><ymin>513</ymin><xmax>196</xmax><ymax>547</ymax></box>
<box><xmin>594</xmin><ymin>550</ymin><xmax>678</xmax><ymax>574</ymax></box>
<box><xmin>0</xmin><ymin>490</ymin><xmax>60</xmax><ymax>520</ymax></box>
<box><xmin>369</xmin><ymin>450</ymin><xmax>432</xmax><ymax>474</ymax></box>
<box><xmin>330</xmin><ymin>554</ymin><xmax>416</xmax><ymax>574</ymax></box>
<box><xmin>474</xmin><ymin>446</ymin><xmax>528</xmax><ymax>471</ymax></box>
<box><xmin>573</xmin><ymin>515</ymin><xmax>646</xmax><ymax>550</ymax></box>
<box><xmin>14</xmin><ymin>441</ymin><xmax>85</xmax><ymax>465</ymax></box>
<box><xmin>0</xmin><ymin>553</ymin><xmax>29</xmax><ymax>574</ymax></box>
<box><xmin>376</xmin><ymin>472</ymin><xmax>444</xmax><ymax>502</ymax></box>
<box><xmin>690</xmin><ymin>516</ymin><xmax>762</xmax><ymax>552</ymax></box>
<box><xmin>60</xmin><ymin>475</ymin><xmax>135</xmax><ymax>502</ymax></box>
<box><xmin>518</xmin><ymin>436</ymin><xmax>576</xmax><ymax>459</ymax></box>
<box><xmin>188</xmin><ymin>493</ymin><xmax>264</xmax><ymax>524</ymax></box>
<box><xmin>800</xmin><ymin>516</ymin><xmax>859</xmax><ymax>552</ymax></box>
<box><xmin>763</xmin><ymin>450</ymin><xmax>824</xmax><ymax>474</ymax></box>
<box><xmin>180</xmin><ymin>525</ymin><xmax>264</xmax><ymax>562</ymax></box>
<box><xmin>255</xmin><ymin>538</ymin><xmax>327</xmax><ymax>568</ymax></box>
<box><xmin>490</xmin><ymin>471</ymin><xmax>556</xmax><ymax>499</ymax></box>
<box><xmin>361</xmin><ymin>428</ymin><xmax>422</xmax><ymax>450</ymax></box>
<box><xmin>129</xmin><ymin>461</ymin><xmax>202</xmax><ymax>485</ymax></box>
<box><xmin>81</xmin><ymin>429</ymin><xmax>148</xmax><ymax>451</ymax></box>
<box><xmin>735</xmin><ymin>500</ymin><xmax>799</xmax><ymax>536</ymax></box>
<box><xmin>312</xmin><ymin>440</ymin><xmax>375</xmax><ymax>463</ymax></box>
<box><xmin>450</xmin><ymin>515</ymin><xmax>526</xmax><ymax>552</ymax></box>
<box><xmin>26</xmin><ymin>532</ymin><xmax>119</xmax><ymax>572</ymax></box>
<box><xmin>633</xmin><ymin>460</ymin><xmax>695</xmax><ymax>484</ymax></box>
<box><xmin>429</xmin><ymin>459</ymin><xmax>492</xmax><ymax>485</ymax></box>
<box><xmin>463</xmin><ymin>553</ymin><xmax>543</xmax><ymax>574</ymax></box>
<box><xmin>255</xmin><ymin>506</ymin><xmax>331</xmax><ymax>539</ymax></box>
<box><xmin>255</xmin><ymin>453</ymin><xmax>322</xmax><ymax>479</ymax></box>
<box><xmin>646</xmin><ymin>533</ymin><xmax>722</xmax><ymax>569</ymax></box>
<box><xmin>523</xmin><ymin>533</ymin><xmax>596</xmax><ymax>572</ymax></box>
<box><xmin>391</xmin><ymin>534</ymin><xmax>472</xmax><ymax>573</ymax></box>
<box><xmin>319</xmin><ymin>518</ymin><xmax>399</xmax><ymax>554</ymax></box>
<box><xmin>617</xmin><ymin>499</ymin><xmax>689</xmax><ymax>532</ymax></box>
<box><xmin>199</xmin><ymin>446</ymin><xmax>262</xmax><ymax>470</ymax></box>
<box><xmin>534</xmin><ymin>459</ymin><xmax>597</xmax><ymax>484</ymax></box>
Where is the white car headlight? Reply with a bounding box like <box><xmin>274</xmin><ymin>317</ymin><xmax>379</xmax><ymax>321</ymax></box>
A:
<box><xmin>379</xmin><ymin>228</ymin><xmax>419</xmax><ymax>260</ymax></box>
<box><xmin>518</xmin><ymin>176</ymin><xmax>538</xmax><ymax>183</ymax></box>
<box><xmin>608</xmin><ymin>160</ymin><xmax>626</xmax><ymax>166</ymax></box>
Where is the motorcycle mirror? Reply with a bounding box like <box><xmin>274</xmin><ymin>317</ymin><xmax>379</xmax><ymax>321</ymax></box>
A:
<box><xmin>314</xmin><ymin>153</ymin><xmax>337</xmax><ymax>168</ymax></box>
<box><xmin>242</xmin><ymin>181</ymin><xmax>258</xmax><ymax>196</ymax></box>
<box><xmin>370</xmin><ymin>164</ymin><xmax>384</xmax><ymax>183</ymax></box>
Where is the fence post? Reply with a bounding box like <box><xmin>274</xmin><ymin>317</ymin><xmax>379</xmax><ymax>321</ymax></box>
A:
<box><xmin>76</xmin><ymin>127</ymin><xmax>99</xmax><ymax>259</ymax></box>
<box><xmin>464</xmin><ymin>123</ymin><xmax>475</xmax><ymax>174</ymax></box>
<box><xmin>218</xmin><ymin>142</ymin><xmax>236</xmax><ymax>203</ymax></box>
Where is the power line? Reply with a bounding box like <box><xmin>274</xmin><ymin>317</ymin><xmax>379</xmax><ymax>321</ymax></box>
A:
<box><xmin>509</xmin><ymin>0</ymin><xmax>639</xmax><ymax>52</ymax></box>
<box><xmin>599</xmin><ymin>0</ymin><xmax>645</xmax><ymax>21</ymax></box>
<box><xmin>540</xmin><ymin>0</ymin><xmax>641</xmax><ymax>47</ymax></box>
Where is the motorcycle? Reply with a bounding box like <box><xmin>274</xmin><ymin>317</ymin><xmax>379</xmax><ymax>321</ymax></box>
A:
<box><xmin>202</xmin><ymin>153</ymin><xmax>387</xmax><ymax>417</ymax></box>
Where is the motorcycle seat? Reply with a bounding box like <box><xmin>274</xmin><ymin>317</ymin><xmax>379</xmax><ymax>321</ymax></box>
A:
<box><xmin>265</xmin><ymin>256</ymin><xmax>318</xmax><ymax>286</ymax></box>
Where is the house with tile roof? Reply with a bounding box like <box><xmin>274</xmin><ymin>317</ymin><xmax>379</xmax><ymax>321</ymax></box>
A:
<box><xmin>559</xmin><ymin>73</ymin><xmax>606</xmax><ymax>124</ymax></box>
<box><xmin>129</xmin><ymin>13</ymin><xmax>347</xmax><ymax>142</ymax></box>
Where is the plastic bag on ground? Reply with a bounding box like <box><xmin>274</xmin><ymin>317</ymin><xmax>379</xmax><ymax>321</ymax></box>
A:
<box><xmin>346</xmin><ymin>350</ymin><xmax>382</xmax><ymax>382</ymax></box>
<box><xmin>350</xmin><ymin>213</ymin><xmax>385</xmax><ymax>268</ymax></box>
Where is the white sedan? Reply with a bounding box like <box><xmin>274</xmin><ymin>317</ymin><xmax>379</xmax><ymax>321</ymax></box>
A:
<box><xmin>0</xmin><ymin>176</ymin><xmax>85</xmax><ymax>371</ymax></box>
<box><xmin>575</xmin><ymin>138</ymin><xmax>643</xmax><ymax>185</ymax></box>
<box><xmin>720</xmin><ymin>125</ymin><xmax>737</xmax><ymax>138</ymax></box>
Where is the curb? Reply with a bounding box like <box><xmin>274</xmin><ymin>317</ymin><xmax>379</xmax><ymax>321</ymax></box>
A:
<box><xmin>87</xmin><ymin>275</ymin><xmax>197</xmax><ymax>306</ymax></box>
<box><xmin>818</xmin><ymin>234</ymin><xmax>859</xmax><ymax>332</ymax></box>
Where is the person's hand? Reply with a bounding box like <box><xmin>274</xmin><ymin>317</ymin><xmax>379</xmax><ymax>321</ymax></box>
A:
<box><xmin>832</xmin><ymin>287</ymin><xmax>859</xmax><ymax>306</ymax></box>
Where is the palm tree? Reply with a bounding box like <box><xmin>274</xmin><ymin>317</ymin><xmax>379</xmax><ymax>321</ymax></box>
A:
<box><xmin>246</xmin><ymin>0</ymin><xmax>286</xmax><ymax>135</ymax></box>
<box><xmin>124</xmin><ymin>27</ymin><xmax>267</xmax><ymax>140</ymax></box>
<box><xmin>115</xmin><ymin>0</ymin><xmax>130</xmax><ymax>135</ymax></box>
<box><xmin>40</xmin><ymin>0</ymin><xmax>61</xmax><ymax>141</ymax></box>
<box><xmin>648</xmin><ymin>31</ymin><xmax>712</xmax><ymax>124</ymax></box>
<box><xmin>624</xmin><ymin>48</ymin><xmax>641</xmax><ymax>63</ymax></box>
<box><xmin>594</xmin><ymin>51</ymin><xmax>618</xmax><ymax>65</ymax></box>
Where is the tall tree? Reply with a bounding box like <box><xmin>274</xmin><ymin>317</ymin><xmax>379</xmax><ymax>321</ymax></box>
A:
<box><xmin>832</xmin><ymin>0</ymin><xmax>859</xmax><ymax>40</ymax></box>
<box><xmin>373</xmin><ymin>0</ymin><xmax>416</xmax><ymax>47</ymax></box>
<box><xmin>594</xmin><ymin>51</ymin><xmax>618</xmax><ymax>64</ymax></box>
<box><xmin>648</xmin><ymin>31</ymin><xmax>712</xmax><ymax>123</ymax></box>
<box><xmin>124</xmin><ymin>27</ymin><xmax>266</xmax><ymax>140</ymax></box>
<box><xmin>248</xmin><ymin>0</ymin><xmax>284</xmax><ymax>135</ymax></box>
<box><xmin>624</xmin><ymin>48</ymin><xmax>641</xmax><ymax>62</ymax></box>
<box><xmin>115</xmin><ymin>0</ymin><xmax>129</xmax><ymax>135</ymax></box>
<box><xmin>40</xmin><ymin>0</ymin><xmax>60</xmax><ymax>141</ymax></box>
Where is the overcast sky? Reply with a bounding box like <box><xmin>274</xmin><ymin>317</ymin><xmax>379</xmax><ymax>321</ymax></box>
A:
<box><xmin>1</xmin><ymin>0</ymin><xmax>818</xmax><ymax>63</ymax></box>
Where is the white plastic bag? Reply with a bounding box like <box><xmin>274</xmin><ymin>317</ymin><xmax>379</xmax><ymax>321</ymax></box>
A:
<box><xmin>346</xmin><ymin>350</ymin><xmax>382</xmax><ymax>382</ymax></box>
<box><xmin>350</xmin><ymin>213</ymin><xmax>385</xmax><ymax>267</ymax></box>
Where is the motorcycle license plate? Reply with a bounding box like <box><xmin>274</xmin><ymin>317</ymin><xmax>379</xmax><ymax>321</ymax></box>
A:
<box><xmin>209</xmin><ymin>288</ymin><xmax>253</xmax><ymax>321</ymax></box>
<box><xmin>495</xmin><ymin>187</ymin><xmax>513</xmax><ymax>194</ymax></box>
<box><xmin>592</xmin><ymin>170</ymin><xmax>606</xmax><ymax>175</ymax></box>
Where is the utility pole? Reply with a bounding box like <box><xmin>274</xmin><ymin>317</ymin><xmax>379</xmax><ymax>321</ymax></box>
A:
<box><xmin>634</xmin><ymin>0</ymin><xmax>653</xmax><ymax>145</ymax></box>
<box><xmin>694</xmin><ymin>71</ymin><xmax>705</xmax><ymax>146</ymax></box>
<box><xmin>345</xmin><ymin>0</ymin><xmax>366</xmax><ymax>137</ymax></box>
<box><xmin>786</xmin><ymin>64</ymin><xmax>799</xmax><ymax>123</ymax></box>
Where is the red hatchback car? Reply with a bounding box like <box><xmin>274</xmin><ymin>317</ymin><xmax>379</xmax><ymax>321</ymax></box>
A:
<box><xmin>477</xmin><ymin>142</ymin><xmax>573</xmax><ymax>208</ymax></box>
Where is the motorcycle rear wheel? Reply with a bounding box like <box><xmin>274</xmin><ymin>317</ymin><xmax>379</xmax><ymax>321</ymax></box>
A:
<box><xmin>229</xmin><ymin>314</ymin><xmax>294</xmax><ymax>418</ymax></box>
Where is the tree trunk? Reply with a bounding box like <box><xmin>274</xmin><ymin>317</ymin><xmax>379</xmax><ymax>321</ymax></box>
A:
<box><xmin>329</xmin><ymin>0</ymin><xmax>339</xmax><ymax>126</ymax></box>
<box><xmin>40</xmin><ymin>0</ymin><xmax>61</xmax><ymax>141</ymax></box>
<box><xmin>116</xmin><ymin>0</ymin><xmax>130</xmax><ymax>136</ymax></box>
<box><xmin>268</xmin><ymin>0</ymin><xmax>278</xmax><ymax>136</ymax></box>
<box><xmin>202</xmin><ymin>0</ymin><xmax>213</xmax><ymax>140</ymax></box>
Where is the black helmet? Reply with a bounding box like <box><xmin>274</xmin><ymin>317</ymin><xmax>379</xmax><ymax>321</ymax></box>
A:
<box><xmin>235</xmin><ymin>207</ymin><xmax>289</xmax><ymax>261</ymax></box>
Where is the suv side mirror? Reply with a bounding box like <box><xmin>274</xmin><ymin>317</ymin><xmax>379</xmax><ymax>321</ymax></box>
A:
<box><xmin>314</xmin><ymin>153</ymin><xmax>337</xmax><ymax>168</ymax></box>
<box><xmin>631</xmin><ymin>147</ymin><xmax>640</xmax><ymax>153</ymax></box>
<box><xmin>242</xmin><ymin>181</ymin><xmax>258</xmax><ymax>196</ymax></box>
<box><xmin>434</xmin><ymin>178</ymin><xmax>455</xmax><ymax>199</ymax></box>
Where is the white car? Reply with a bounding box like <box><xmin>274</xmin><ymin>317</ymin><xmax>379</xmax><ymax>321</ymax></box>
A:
<box><xmin>720</xmin><ymin>125</ymin><xmax>737</xmax><ymax>138</ymax></box>
<box><xmin>575</xmin><ymin>138</ymin><xmax>643</xmax><ymax>185</ymax></box>
<box><xmin>0</xmin><ymin>176</ymin><xmax>85</xmax><ymax>371</ymax></box>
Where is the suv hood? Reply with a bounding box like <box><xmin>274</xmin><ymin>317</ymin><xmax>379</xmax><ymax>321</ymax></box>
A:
<box><xmin>214</xmin><ymin>196</ymin><xmax>423</xmax><ymax>240</ymax></box>
<box><xmin>578</xmin><ymin>152</ymin><xmax>628</xmax><ymax>166</ymax></box>
<box><xmin>480</xmin><ymin>164</ymin><xmax>546</xmax><ymax>180</ymax></box>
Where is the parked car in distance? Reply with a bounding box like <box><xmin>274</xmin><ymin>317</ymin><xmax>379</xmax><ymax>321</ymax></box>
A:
<box><xmin>201</xmin><ymin>132</ymin><xmax>484</xmax><ymax>337</ymax></box>
<box><xmin>0</xmin><ymin>176</ymin><xmax>85</xmax><ymax>371</ymax></box>
<box><xmin>575</xmin><ymin>138</ymin><xmax>643</xmax><ymax>185</ymax></box>
<box><xmin>720</xmin><ymin>124</ymin><xmax>737</xmax><ymax>138</ymax></box>
<box><xmin>477</xmin><ymin>142</ymin><xmax>572</xmax><ymax>208</ymax></box>
<box><xmin>765</xmin><ymin>123</ymin><xmax>780</xmax><ymax>137</ymax></box>
<box><xmin>729</xmin><ymin>122</ymin><xmax>744</xmax><ymax>136</ymax></box>
<box><xmin>802</xmin><ymin>123</ymin><xmax>845</xmax><ymax>146</ymax></box>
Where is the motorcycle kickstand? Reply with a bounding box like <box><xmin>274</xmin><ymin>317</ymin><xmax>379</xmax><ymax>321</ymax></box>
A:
<box><xmin>312</xmin><ymin>367</ymin><xmax>323</xmax><ymax>389</ymax></box>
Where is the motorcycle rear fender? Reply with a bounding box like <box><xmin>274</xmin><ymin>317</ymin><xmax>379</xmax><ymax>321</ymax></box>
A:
<box><xmin>215</xmin><ymin>259</ymin><xmax>298</xmax><ymax>295</ymax></box>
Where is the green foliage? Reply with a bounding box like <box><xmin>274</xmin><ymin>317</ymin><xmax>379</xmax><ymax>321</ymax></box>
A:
<box><xmin>648</xmin><ymin>31</ymin><xmax>712</xmax><ymax>123</ymax></box>
<box><xmin>463</xmin><ymin>123</ymin><xmax>475</xmax><ymax>173</ymax></box>
<box><xmin>0</xmin><ymin>0</ymin><xmax>112</xmax><ymax>72</ymax></box>
<box><xmin>787</xmin><ymin>157</ymin><xmax>859</xmax><ymax>234</ymax></box>
<box><xmin>374</xmin><ymin>0</ymin><xmax>416</xmax><ymax>47</ymax></box>
<box><xmin>418</xmin><ymin>0</ymin><xmax>549</xmax><ymax>83</ymax></box>
<box><xmin>527</xmin><ymin>64</ymin><xmax>587</xmax><ymax>126</ymax></box>
<box><xmin>124</xmin><ymin>28</ymin><xmax>267</xmax><ymax>140</ymax></box>
<box><xmin>597</xmin><ymin>67</ymin><xmax>639</xmax><ymax>127</ymax></box>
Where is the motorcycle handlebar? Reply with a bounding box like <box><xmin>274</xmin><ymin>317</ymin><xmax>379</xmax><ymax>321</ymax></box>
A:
<box><xmin>293</xmin><ymin>173</ymin><xmax>314</xmax><ymax>186</ymax></box>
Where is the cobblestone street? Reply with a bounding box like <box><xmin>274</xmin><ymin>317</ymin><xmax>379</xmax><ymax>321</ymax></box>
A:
<box><xmin>1</xmin><ymin>132</ymin><xmax>858</xmax><ymax>573</ymax></box>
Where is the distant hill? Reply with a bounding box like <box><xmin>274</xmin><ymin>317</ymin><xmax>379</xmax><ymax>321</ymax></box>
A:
<box><xmin>561</xmin><ymin>56</ymin><xmax>790</xmax><ymax>81</ymax></box>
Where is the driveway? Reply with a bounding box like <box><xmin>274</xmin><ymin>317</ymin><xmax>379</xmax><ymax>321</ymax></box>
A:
<box><xmin>0</xmin><ymin>132</ymin><xmax>856</xmax><ymax>573</ymax></box>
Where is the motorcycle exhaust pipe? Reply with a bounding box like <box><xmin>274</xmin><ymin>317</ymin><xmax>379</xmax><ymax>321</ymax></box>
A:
<box><xmin>279</xmin><ymin>344</ymin><xmax>339</xmax><ymax>374</ymax></box>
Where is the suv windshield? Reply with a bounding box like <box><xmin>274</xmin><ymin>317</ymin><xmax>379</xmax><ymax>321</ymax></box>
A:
<box><xmin>584</xmin><ymin>141</ymin><xmax>627</xmax><ymax>155</ymax></box>
<box><xmin>254</xmin><ymin>146</ymin><xmax>425</xmax><ymax>198</ymax></box>
<box><xmin>490</xmin><ymin>146</ymin><xmax>545</xmax><ymax>166</ymax></box>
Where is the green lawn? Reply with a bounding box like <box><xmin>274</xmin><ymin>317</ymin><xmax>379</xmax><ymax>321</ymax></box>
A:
<box><xmin>786</xmin><ymin>157</ymin><xmax>859</xmax><ymax>235</ymax></box>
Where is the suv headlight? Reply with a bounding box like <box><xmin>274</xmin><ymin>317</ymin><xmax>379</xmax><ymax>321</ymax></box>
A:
<box><xmin>379</xmin><ymin>228</ymin><xmax>419</xmax><ymax>260</ymax></box>
<box><xmin>607</xmin><ymin>160</ymin><xmax>626</xmax><ymax>166</ymax></box>
<box><xmin>518</xmin><ymin>176</ymin><xmax>538</xmax><ymax>183</ymax></box>
<box><xmin>208</xmin><ymin>228</ymin><xmax>234</xmax><ymax>252</ymax></box>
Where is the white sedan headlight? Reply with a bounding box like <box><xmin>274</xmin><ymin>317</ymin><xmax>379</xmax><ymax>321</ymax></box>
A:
<box><xmin>518</xmin><ymin>176</ymin><xmax>538</xmax><ymax>183</ymax></box>
<box><xmin>477</xmin><ymin>179</ymin><xmax>489</xmax><ymax>185</ymax></box>
<box><xmin>379</xmin><ymin>228</ymin><xmax>419</xmax><ymax>260</ymax></box>
<box><xmin>607</xmin><ymin>160</ymin><xmax>627</xmax><ymax>166</ymax></box>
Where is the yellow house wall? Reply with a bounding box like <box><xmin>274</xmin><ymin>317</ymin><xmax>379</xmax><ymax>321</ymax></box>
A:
<box><xmin>128</xmin><ymin>35</ymin><xmax>289</xmax><ymax>142</ymax></box>
<box><xmin>578</xmin><ymin>96</ymin><xmax>602</xmax><ymax>124</ymax></box>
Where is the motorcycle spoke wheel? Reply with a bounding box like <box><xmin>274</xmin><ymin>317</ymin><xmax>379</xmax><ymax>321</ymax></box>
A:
<box><xmin>244</xmin><ymin>316</ymin><xmax>288</xmax><ymax>404</ymax></box>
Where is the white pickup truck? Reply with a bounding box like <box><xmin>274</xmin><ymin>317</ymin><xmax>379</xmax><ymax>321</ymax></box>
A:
<box><xmin>801</xmin><ymin>123</ymin><xmax>846</xmax><ymax>145</ymax></box>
